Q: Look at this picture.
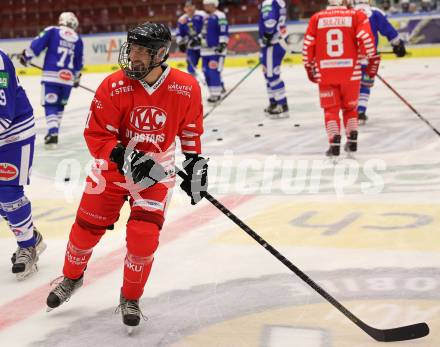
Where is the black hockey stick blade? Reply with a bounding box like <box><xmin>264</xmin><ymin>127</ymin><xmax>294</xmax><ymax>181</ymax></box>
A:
<box><xmin>360</xmin><ymin>321</ymin><xmax>429</xmax><ymax>342</ymax></box>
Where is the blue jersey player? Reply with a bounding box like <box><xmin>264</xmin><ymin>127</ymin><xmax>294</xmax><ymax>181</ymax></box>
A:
<box><xmin>176</xmin><ymin>1</ymin><xmax>206</xmax><ymax>80</ymax></box>
<box><xmin>354</xmin><ymin>0</ymin><xmax>406</xmax><ymax>124</ymax></box>
<box><xmin>201</xmin><ymin>0</ymin><xmax>229</xmax><ymax>103</ymax></box>
<box><xmin>259</xmin><ymin>0</ymin><xmax>289</xmax><ymax>119</ymax></box>
<box><xmin>19</xmin><ymin>12</ymin><xmax>84</xmax><ymax>147</ymax></box>
<box><xmin>0</xmin><ymin>49</ymin><xmax>46</xmax><ymax>279</ymax></box>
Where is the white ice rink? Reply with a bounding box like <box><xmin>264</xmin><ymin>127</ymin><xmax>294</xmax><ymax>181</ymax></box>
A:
<box><xmin>0</xmin><ymin>57</ymin><xmax>439</xmax><ymax>347</ymax></box>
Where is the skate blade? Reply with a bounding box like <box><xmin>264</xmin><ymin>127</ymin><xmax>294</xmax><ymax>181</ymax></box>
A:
<box><xmin>46</xmin><ymin>306</ymin><xmax>54</xmax><ymax>312</ymax></box>
<box><xmin>126</xmin><ymin>326</ymin><xmax>138</xmax><ymax>335</ymax></box>
<box><xmin>266</xmin><ymin>112</ymin><xmax>290</xmax><ymax>120</ymax></box>
<box><xmin>16</xmin><ymin>263</ymin><xmax>38</xmax><ymax>281</ymax></box>
<box><xmin>359</xmin><ymin>120</ymin><xmax>367</xmax><ymax>126</ymax></box>
<box><xmin>44</xmin><ymin>143</ymin><xmax>58</xmax><ymax>150</ymax></box>
<box><xmin>37</xmin><ymin>241</ymin><xmax>47</xmax><ymax>256</ymax></box>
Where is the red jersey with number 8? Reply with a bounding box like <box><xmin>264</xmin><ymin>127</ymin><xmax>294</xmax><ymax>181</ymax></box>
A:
<box><xmin>303</xmin><ymin>6</ymin><xmax>376</xmax><ymax>85</ymax></box>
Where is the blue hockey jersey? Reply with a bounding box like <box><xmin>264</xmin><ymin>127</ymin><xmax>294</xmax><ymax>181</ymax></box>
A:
<box><xmin>258</xmin><ymin>0</ymin><xmax>288</xmax><ymax>45</ymax></box>
<box><xmin>176</xmin><ymin>10</ymin><xmax>206</xmax><ymax>50</ymax></box>
<box><xmin>0</xmin><ymin>50</ymin><xmax>34</xmax><ymax>148</ymax></box>
<box><xmin>25</xmin><ymin>26</ymin><xmax>84</xmax><ymax>86</ymax></box>
<box><xmin>201</xmin><ymin>10</ymin><xmax>229</xmax><ymax>56</ymax></box>
<box><xmin>356</xmin><ymin>5</ymin><xmax>400</xmax><ymax>46</ymax></box>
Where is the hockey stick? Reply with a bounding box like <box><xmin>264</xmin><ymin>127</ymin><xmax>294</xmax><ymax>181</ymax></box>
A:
<box><xmin>176</xmin><ymin>168</ymin><xmax>429</xmax><ymax>342</ymax></box>
<box><xmin>204</xmin><ymin>62</ymin><xmax>261</xmax><ymax>119</ymax></box>
<box><xmin>377</xmin><ymin>73</ymin><xmax>440</xmax><ymax>137</ymax></box>
<box><xmin>26</xmin><ymin>62</ymin><xmax>96</xmax><ymax>94</ymax></box>
<box><xmin>186</xmin><ymin>58</ymin><xmax>207</xmax><ymax>86</ymax></box>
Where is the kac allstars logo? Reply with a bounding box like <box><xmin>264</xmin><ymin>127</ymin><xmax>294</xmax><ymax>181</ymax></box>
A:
<box><xmin>129</xmin><ymin>106</ymin><xmax>167</xmax><ymax>132</ymax></box>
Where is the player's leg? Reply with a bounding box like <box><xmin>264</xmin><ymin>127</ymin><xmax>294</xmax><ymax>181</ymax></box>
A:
<box><xmin>219</xmin><ymin>54</ymin><xmax>226</xmax><ymax>94</ymax></box>
<box><xmin>119</xmin><ymin>186</ymin><xmax>171</xmax><ymax>328</ymax></box>
<box><xmin>319</xmin><ymin>84</ymin><xmax>342</xmax><ymax>157</ymax></box>
<box><xmin>260</xmin><ymin>47</ymin><xmax>276</xmax><ymax>112</ymax></box>
<box><xmin>202</xmin><ymin>56</ymin><xmax>211</xmax><ymax>88</ymax></box>
<box><xmin>264</xmin><ymin>43</ymin><xmax>289</xmax><ymax>119</ymax></box>
<box><xmin>358</xmin><ymin>68</ymin><xmax>375</xmax><ymax>125</ymax></box>
<box><xmin>342</xmin><ymin>80</ymin><xmax>361</xmax><ymax>153</ymax></box>
<box><xmin>0</xmin><ymin>137</ymin><xmax>44</xmax><ymax>279</ymax></box>
<box><xmin>55</xmin><ymin>85</ymin><xmax>73</xmax><ymax>140</ymax></box>
<box><xmin>204</xmin><ymin>55</ymin><xmax>222</xmax><ymax>103</ymax></box>
<box><xmin>46</xmin><ymin>177</ymin><xmax>126</xmax><ymax>310</ymax></box>
<box><xmin>41</xmin><ymin>83</ymin><xmax>61</xmax><ymax>148</ymax></box>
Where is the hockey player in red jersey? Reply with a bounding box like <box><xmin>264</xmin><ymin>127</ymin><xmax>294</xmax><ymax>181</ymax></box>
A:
<box><xmin>45</xmin><ymin>23</ymin><xmax>208</xmax><ymax>332</ymax></box>
<box><xmin>302</xmin><ymin>0</ymin><xmax>380</xmax><ymax>156</ymax></box>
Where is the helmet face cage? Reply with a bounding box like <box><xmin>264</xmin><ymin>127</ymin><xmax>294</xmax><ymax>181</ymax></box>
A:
<box><xmin>118</xmin><ymin>41</ymin><xmax>171</xmax><ymax>80</ymax></box>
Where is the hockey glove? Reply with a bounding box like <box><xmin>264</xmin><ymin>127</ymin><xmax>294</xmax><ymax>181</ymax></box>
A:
<box><xmin>73</xmin><ymin>73</ymin><xmax>81</xmax><ymax>88</ymax></box>
<box><xmin>261</xmin><ymin>33</ymin><xmax>273</xmax><ymax>46</ymax></box>
<box><xmin>305</xmin><ymin>65</ymin><xmax>318</xmax><ymax>83</ymax></box>
<box><xmin>393</xmin><ymin>40</ymin><xmax>406</xmax><ymax>58</ymax></box>
<box><xmin>18</xmin><ymin>50</ymin><xmax>30</xmax><ymax>67</ymax></box>
<box><xmin>178</xmin><ymin>42</ymin><xmax>187</xmax><ymax>53</ymax></box>
<box><xmin>214</xmin><ymin>42</ymin><xmax>227</xmax><ymax>55</ymax></box>
<box><xmin>110</xmin><ymin>143</ymin><xmax>167</xmax><ymax>187</ymax></box>
<box><xmin>180</xmin><ymin>154</ymin><xmax>209</xmax><ymax>205</ymax></box>
<box><xmin>188</xmin><ymin>36</ymin><xmax>202</xmax><ymax>48</ymax></box>
<box><xmin>366</xmin><ymin>55</ymin><xmax>381</xmax><ymax>78</ymax></box>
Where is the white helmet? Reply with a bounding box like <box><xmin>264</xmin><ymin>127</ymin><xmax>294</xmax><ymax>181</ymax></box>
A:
<box><xmin>328</xmin><ymin>0</ymin><xmax>344</xmax><ymax>6</ymax></box>
<box><xmin>354</xmin><ymin>0</ymin><xmax>370</xmax><ymax>4</ymax></box>
<box><xmin>203</xmin><ymin>0</ymin><xmax>219</xmax><ymax>6</ymax></box>
<box><xmin>59</xmin><ymin>12</ymin><xmax>79</xmax><ymax>31</ymax></box>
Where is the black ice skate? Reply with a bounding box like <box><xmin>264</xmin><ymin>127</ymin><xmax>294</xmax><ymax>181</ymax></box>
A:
<box><xmin>344</xmin><ymin>130</ymin><xmax>358</xmax><ymax>154</ymax></box>
<box><xmin>44</xmin><ymin>133</ymin><xmax>58</xmax><ymax>149</ymax></box>
<box><xmin>117</xmin><ymin>292</ymin><xmax>146</xmax><ymax>335</ymax></box>
<box><xmin>11</xmin><ymin>227</ymin><xmax>46</xmax><ymax>264</ymax></box>
<box><xmin>46</xmin><ymin>275</ymin><xmax>84</xmax><ymax>312</ymax></box>
<box><xmin>12</xmin><ymin>245</ymin><xmax>39</xmax><ymax>280</ymax></box>
<box><xmin>265</xmin><ymin>103</ymin><xmax>289</xmax><ymax>119</ymax></box>
<box><xmin>264</xmin><ymin>102</ymin><xmax>277</xmax><ymax>114</ymax></box>
<box><xmin>207</xmin><ymin>95</ymin><xmax>222</xmax><ymax>104</ymax></box>
<box><xmin>358</xmin><ymin>111</ymin><xmax>368</xmax><ymax>125</ymax></box>
<box><xmin>325</xmin><ymin>135</ymin><xmax>341</xmax><ymax>157</ymax></box>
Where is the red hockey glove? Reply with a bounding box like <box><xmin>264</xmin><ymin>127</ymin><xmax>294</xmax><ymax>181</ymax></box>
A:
<box><xmin>366</xmin><ymin>55</ymin><xmax>381</xmax><ymax>78</ymax></box>
<box><xmin>305</xmin><ymin>65</ymin><xmax>318</xmax><ymax>83</ymax></box>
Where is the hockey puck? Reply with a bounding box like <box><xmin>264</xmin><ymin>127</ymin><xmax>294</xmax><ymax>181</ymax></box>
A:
<box><xmin>212</xmin><ymin>128</ymin><xmax>218</xmax><ymax>132</ymax></box>
<box><xmin>254</xmin><ymin>134</ymin><xmax>261</xmax><ymax>138</ymax></box>
<box><xmin>294</xmin><ymin>124</ymin><xmax>300</xmax><ymax>127</ymax></box>
<box><xmin>258</xmin><ymin>123</ymin><xmax>264</xmax><ymax>127</ymax></box>
<box><xmin>64</xmin><ymin>177</ymin><xmax>70</xmax><ymax>182</ymax></box>
<box><xmin>217</xmin><ymin>138</ymin><xmax>223</xmax><ymax>141</ymax></box>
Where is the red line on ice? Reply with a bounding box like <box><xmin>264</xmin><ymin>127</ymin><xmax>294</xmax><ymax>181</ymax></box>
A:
<box><xmin>0</xmin><ymin>195</ymin><xmax>254</xmax><ymax>331</ymax></box>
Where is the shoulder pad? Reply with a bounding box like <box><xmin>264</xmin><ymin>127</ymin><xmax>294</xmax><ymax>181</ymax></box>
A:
<box><xmin>214</xmin><ymin>10</ymin><xmax>226</xmax><ymax>19</ymax></box>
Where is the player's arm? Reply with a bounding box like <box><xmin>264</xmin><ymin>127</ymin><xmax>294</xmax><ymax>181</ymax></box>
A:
<box><xmin>73</xmin><ymin>39</ymin><xmax>84</xmax><ymax>87</ymax></box>
<box><xmin>0</xmin><ymin>53</ymin><xmax>18</xmax><ymax>133</ymax></box>
<box><xmin>20</xmin><ymin>27</ymin><xmax>53</xmax><ymax>66</ymax></box>
<box><xmin>215</xmin><ymin>13</ymin><xmax>229</xmax><ymax>54</ymax></box>
<box><xmin>176</xmin><ymin>17</ymin><xmax>189</xmax><ymax>52</ymax></box>
<box><xmin>178</xmin><ymin>81</ymin><xmax>208</xmax><ymax>205</ymax></box>
<box><xmin>355</xmin><ymin>11</ymin><xmax>380</xmax><ymax>78</ymax></box>
<box><xmin>83</xmin><ymin>78</ymin><xmax>121</xmax><ymax>166</ymax></box>
<box><xmin>302</xmin><ymin>14</ymin><xmax>318</xmax><ymax>83</ymax></box>
<box><xmin>377</xmin><ymin>11</ymin><xmax>406</xmax><ymax>57</ymax></box>
<box><xmin>261</xmin><ymin>0</ymin><xmax>278</xmax><ymax>44</ymax></box>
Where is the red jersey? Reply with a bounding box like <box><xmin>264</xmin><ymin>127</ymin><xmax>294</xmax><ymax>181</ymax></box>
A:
<box><xmin>84</xmin><ymin>66</ymin><xmax>203</xmax><ymax>175</ymax></box>
<box><xmin>302</xmin><ymin>6</ymin><xmax>376</xmax><ymax>85</ymax></box>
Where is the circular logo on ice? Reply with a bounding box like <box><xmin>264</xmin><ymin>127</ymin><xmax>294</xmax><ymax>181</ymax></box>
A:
<box><xmin>0</xmin><ymin>163</ymin><xmax>18</xmax><ymax>181</ymax></box>
<box><xmin>129</xmin><ymin>106</ymin><xmax>167</xmax><ymax>133</ymax></box>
